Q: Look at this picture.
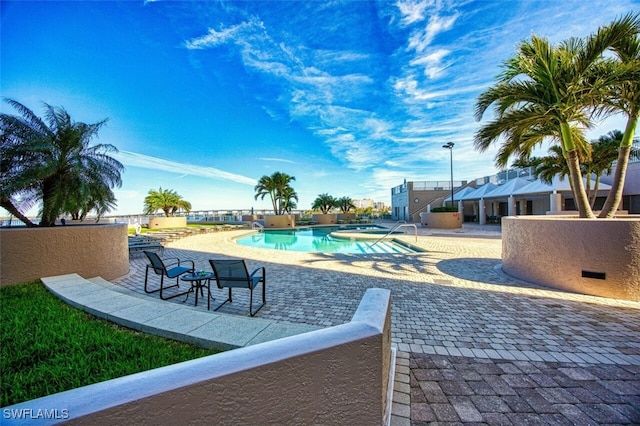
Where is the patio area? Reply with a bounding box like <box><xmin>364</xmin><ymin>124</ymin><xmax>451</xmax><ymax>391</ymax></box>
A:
<box><xmin>114</xmin><ymin>223</ymin><xmax>640</xmax><ymax>424</ymax></box>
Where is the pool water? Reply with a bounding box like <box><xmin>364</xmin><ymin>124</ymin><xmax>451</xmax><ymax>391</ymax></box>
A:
<box><xmin>235</xmin><ymin>226</ymin><xmax>418</xmax><ymax>254</ymax></box>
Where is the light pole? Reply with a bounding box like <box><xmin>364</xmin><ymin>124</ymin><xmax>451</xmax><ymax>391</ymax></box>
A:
<box><xmin>442</xmin><ymin>142</ymin><xmax>454</xmax><ymax>208</ymax></box>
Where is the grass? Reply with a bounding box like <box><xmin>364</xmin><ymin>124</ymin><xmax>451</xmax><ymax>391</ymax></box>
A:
<box><xmin>127</xmin><ymin>223</ymin><xmax>233</xmax><ymax>235</ymax></box>
<box><xmin>0</xmin><ymin>281</ymin><xmax>220</xmax><ymax>407</ymax></box>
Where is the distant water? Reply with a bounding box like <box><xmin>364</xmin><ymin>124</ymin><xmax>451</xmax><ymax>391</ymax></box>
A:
<box><xmin>1</xmin><ymin>219</ymin><xmax>39</xmax><ymax>227</ymax></box>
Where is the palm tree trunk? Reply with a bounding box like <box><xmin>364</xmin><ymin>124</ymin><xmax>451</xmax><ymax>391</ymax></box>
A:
<box><xmin>0</xmin><ymin>197</ymin><xmax>37</xmax><ymax>227</ymax></box>
<box><xmin>590</xmin><ymin>175</ymin><xmax>601</xmax><ymax>209</ymax></box>
<box><xmin>566</xmin><ymin>150</ymin><xmax>595</xmax><ymax>218</ymax></box>
<box><xmin>598</xmin><ymin>146</ymin><xmax>630</xmax><ymax>217</ymax></box>
<box><xmin>599</xmin><ymin>117</ymin><xmax>636</xmax><ymax>218</ymax></box>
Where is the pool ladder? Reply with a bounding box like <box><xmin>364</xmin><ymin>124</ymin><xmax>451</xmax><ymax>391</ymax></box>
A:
<box><xmin>369</xmin><ymin>220</ymin><xmax>418</xmax><ymax>248</ymax></box>
<box><xmin>251</xmin><ymin>221</ymin><xmax>264</xmax><ymax>232</ymax></box>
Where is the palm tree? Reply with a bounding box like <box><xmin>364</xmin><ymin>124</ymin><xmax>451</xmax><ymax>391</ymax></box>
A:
<box><xmin>474</xmin><ymin>14</ymin><xmax>639</xmax><ymax>218</ymax></box>
<box><xmin>336</xmin><ymin>196</ymin><xmax>356</xmax><ymax>213</ymax></box>
<box><xmin>254</xmin><ymin>174</ymin><xmax>279</xmax><ymax>214</ymax></box>
<box><xmin>312</xmin><ymin>193</ymin><xmax>336</xmax><ymax>214</ymax></box>
<box><xmin>584</xmin><ymin>131</ymin><xmax>623</xmax><ymax>207</ymax></box>
<box><xmin>529</xmin><ymin>146</ymin><xmax>571</xmax><ymax>185</ymax></box>
<box><xmin>0</xmin><ymin>99</ymin><xmax>123</xmax><ymax>226</ymax></box>
<box><xmin>143</xmin><ymin>187</ymin><xmax>190</xmax><ymax>217</ymax></box>
<box><xmin>598</xmin><ymin>26</ymin><xmax>640</xmax><ymax>217</ymax></box>
<box><xmin>279</xmin><ymin>186</ymin><xmax>298</xmax><ymax>213</ymax></box>
<box><xmin>254</xmin><ymin>171</ymin><xmax>296</xmax><ymax>215</ymax></box>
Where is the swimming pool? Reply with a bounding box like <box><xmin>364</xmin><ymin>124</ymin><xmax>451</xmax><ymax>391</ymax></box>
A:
<box><xmin>235</xmin><ymin>226</ymin><xmax>420</xmax><ymax>254</ymax></box>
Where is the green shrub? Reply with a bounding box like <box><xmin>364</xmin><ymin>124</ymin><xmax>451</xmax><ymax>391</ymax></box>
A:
<box><xmin>430</xmin><ymin>206</ymin><xmax>458</xmax><ymax>212</ymax></box>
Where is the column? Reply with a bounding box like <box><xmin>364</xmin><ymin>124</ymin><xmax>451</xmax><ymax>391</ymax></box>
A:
<box><xmin>508</xmin><ymin>195</ymin><xmax>516</xmax><ymax>216</ymax></box>
<box><xmin>550</xmin><ymin>191</ymin><xmax>562</xmax><ymax>212</ymax></box>
<box><xmin>519</xmin><ymin>199</ymin><xmax>527</xmax><ymax>215</ymax></box>
<box><xmin>479</xmin><ymin>199</ymin><xmax>486</xmax><ymax>225</ymax></box>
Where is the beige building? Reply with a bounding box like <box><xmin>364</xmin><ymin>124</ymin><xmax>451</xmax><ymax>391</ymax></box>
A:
<box><xmin>392</xmin><ymin>145</ymin><xmax>640</xmax><ymax>223</ymax></box>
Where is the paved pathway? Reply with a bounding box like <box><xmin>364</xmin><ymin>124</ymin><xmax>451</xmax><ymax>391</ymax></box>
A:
<box><xmin>114</xmin><ymin>223</ymin><xmax>640</xmax><ymax>425</ymax></box>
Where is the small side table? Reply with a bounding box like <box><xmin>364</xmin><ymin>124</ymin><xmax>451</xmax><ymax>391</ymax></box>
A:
<box><xmin>180</xmin><ymin>272</ymin><xmax>215</xmax><ymax>310</ymax></box>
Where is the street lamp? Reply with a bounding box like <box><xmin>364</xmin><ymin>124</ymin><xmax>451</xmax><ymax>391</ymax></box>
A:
<box><xmin>442</xmin><ymin>142</ymin><xmax>455</xmax><ymax>208</ymax></box>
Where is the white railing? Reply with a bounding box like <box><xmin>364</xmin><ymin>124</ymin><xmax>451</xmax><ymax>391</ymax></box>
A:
<box><xmin>370</xmin><ymin>221</ymin><xmax>418</xmax><ymax>248</ymax></box>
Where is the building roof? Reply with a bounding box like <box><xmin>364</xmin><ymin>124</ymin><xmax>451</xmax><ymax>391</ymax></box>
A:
<box><xmin>442</xmin><ymin>186</ymin><xmax>479</xmax><ymax>203</ymax></box>
<box><xmin>457</xmin><ymin>183</ymin><xmax>499</xmax><ymax>200</ymax></box>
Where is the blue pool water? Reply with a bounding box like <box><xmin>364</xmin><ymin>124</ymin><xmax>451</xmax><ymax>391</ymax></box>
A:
<box><xmin>235</xmin><ymin>226</ymin><xmax>418</xmax><ymax>254</ymax></box>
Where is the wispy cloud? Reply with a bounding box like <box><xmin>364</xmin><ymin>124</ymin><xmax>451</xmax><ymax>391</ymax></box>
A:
<box><xmin>397</xmin><ymin>0</ymin><xmax>433</xmax><ymax>25</ymax></box>
<box><xmin>113</xmin><ymin>151</ymin><xmax>256</xmax><ymax>185</ymax></box>
<box><xmin>184</xmin><ymin>20</ymin><xmax>261</xmax><ymax>50</ymax></box>
<box><xmin>259</xmin><ymin>157</ymin><xmax>296</xmax><ymax>164</ymax></box>
<box><xmin>408</xmin><ymin>13</ymin><xmax>459</xmax><ymax>53</ymax></box>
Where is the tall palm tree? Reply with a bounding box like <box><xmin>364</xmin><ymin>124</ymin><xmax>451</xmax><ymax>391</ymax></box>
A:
<box><xmin>584</xmin><ymin>131</ymin><xmax>624</xmax><ymax>207</ymax></box>
<box><xmin>254</xmin><ymin>174</ymin><xmax>279</xmax><ymax>214</ymax></box>
<box><xmin>254</xmin><ymin>171</ymin><xmax>296</xmax><ymax>214</ymax></box>
<box><xmin>312</xmin><ymin>193</ymin><xmax>336</xmax><ymax>214</ymax></box>
<box><xmin>475</xmin><ymin>14</ymin><xmax>639</xmax><ymax>218</ymax></box>
<box><xmin>0</xmin><ymin>99</ymin><xmax>123</xmax><ymax>226</ymax></box>
<box><xmin>143</xmin><ymin>187</ymin><xmax>190</xmax><ymax>217</ymax></box>
<box><xmin>279</xmin><ymin>186</ymin><xmax>298</xmax><ymax>213</ymax></box>
<box><xmin>529</xmin><ymin>145</ymin><xmax>571</xmax><ymax>185</ymax></box>
<box><xmin>336</xmin><ymin>196</ymin><xmax>356</xmax><ymax>213</ymax></box>
<box><xmin>598</xmin><ymin>27</ymin><xmax>640</xmax><ymax>217</ymax></box>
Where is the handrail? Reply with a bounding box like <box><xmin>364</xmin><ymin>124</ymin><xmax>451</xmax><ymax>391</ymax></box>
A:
<box><xmin>251</xmin><ymin>221</ymin><xmax>264</xmax><ymax>232</ymax></box>
<box><xmin>369</xmin><ymin>221</ymin><xmax>418</xmax><ymax>248</ymax></box>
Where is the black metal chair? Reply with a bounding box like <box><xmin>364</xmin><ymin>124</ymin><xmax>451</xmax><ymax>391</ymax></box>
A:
<box><xmin>144</xmin><ymin>251</ymin><xmax>194</xmax><ymax>300</ymax></box>
<box><xmin>209</xmin><ymin>259</ymin><xmax>266</xmax><ymax>317</ymax></box>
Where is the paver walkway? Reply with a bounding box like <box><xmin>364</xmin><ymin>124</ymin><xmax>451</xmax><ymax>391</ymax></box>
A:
<box><xmin>114</xmin><ymin>223</ymin><xmax>640</xmax><ymax>425</ymax></box>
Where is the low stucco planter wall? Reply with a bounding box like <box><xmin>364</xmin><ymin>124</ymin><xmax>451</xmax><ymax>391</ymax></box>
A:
<box><xmin>2</xmin><ymin>288</ymin><xmax>393</xmax><ymax>425</ymax></box>
<box><xmin>420</xmin><ymin>212</ymin><xmax>462</xmax><ymax>229</ymax></box>
<box><xmin>0</xmin><ymin>224</ymin><xmax>129</xmax><ymax>286</ymax></box>
<box><xmin>264</xmin><ymin>215</ymin><xmax>295</xmax><ymax>228</ymax></box>
<box><xmin>313</xmin><ymin>213</ymin><xmax>337</xmax><ymax>224</ymax></box>
<box><xmin>148</xmin><ymin>216</ymin><xmax>187</xmax><ymax>230</ymax></box>
<box><xmin>502</xmin><ymin>216</ymin><xmax>640</xmax><ymax>302</ymax></box>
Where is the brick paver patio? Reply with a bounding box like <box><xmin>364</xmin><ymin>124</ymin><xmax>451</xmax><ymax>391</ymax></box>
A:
<box><xmin>114</xmin><ymin>224</ymin><xmax>640</xmax><ymax>425</ymax></box>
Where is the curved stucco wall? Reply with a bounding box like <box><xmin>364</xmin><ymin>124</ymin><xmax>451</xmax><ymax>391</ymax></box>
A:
<box><xmin>502</xmin><ymin>216</ymin><xmax>640</xmax><ymax>301</ymax></box>
<box><xmin>1</xmin><ymin>288</ymin><xmax>392</xmax><ymax>425</ymax></box>
<box><xmin>148</xmin><ymin>216</ymin><xmax>187</xmax><ymax>229</ymax></box>
<box><xmin>264</xmin><ymin>215</ymin><xmax>295</xmax><ymax>228</ymax></box>
<box><xmin>0</xmin><ymin>224</ymin><xmax>129</xmax><ymax>286</ymax></box>
<box><xmin>313</xmin><ymin>214</ymin><xmax>337</xmax><ymax>224</ymax></box>
<box><xmin>421</xmin><ymin>212</ymin><xmax>462</xmax><ymax>229</ymax></box>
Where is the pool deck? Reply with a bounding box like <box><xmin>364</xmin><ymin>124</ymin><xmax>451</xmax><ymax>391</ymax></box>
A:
<box><xmin>107</xmin><ymin>222</ymin><xmax>640</xmax><ymax>424</ymax></box>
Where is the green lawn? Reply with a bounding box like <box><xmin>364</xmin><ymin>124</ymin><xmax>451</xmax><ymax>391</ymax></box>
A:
<box><xmin>0</xmin><ymin>281</ymin><xmax>219</xmax><ymax>407</ymax></box>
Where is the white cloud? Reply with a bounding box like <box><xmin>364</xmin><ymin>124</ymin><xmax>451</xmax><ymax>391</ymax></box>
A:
<box><xmin>410</xmin><ymin>48</ymin><xmax>451</xmax><ymax>79</ymax></box>
<box><xmin>408</xmin><ymin>13</ymin><xmax>459</xmax><ymax>53</ymax></box>
<box><xmin>184</xmin><ymin>20</ymin><xmax>260</xmax><ymax>50</ymax></box>
<box><xmin>259</xmin><ymin>157</ymin><xmax>296</xmax><ymax>164</ymax></box>
<box><xmin>396</xmin><ymin>0</ymin><xmax>433</xmax><ymax>25</ymax></box>
<box><xmin>113</xmin><ymin>151</ymin><xmax>256</xmax><ymax>185</ymax></box>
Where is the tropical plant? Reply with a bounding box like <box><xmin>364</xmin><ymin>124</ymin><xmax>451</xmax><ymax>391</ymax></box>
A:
<box><xmin>522</xmin><ymin>134</ymin><xmax>620</xmax><ymax>208</ymax></box>
<box><xmin>336</xmin><ymin>196</ymin><xmax>356</xmax><ymax>213</ymax></box>
<box><xmin>597</xmin><ymin>26</ymin><xmax>640</xmax><ymax>217</ymax></box>
<box><xmin>583</xmin><ymin>131</ymin><xmax>624</xmax><ymax>207</ymax></box>
<box><xmin>474</xmin><ymin>14</ymin><xmax>640</xmax><ymax>218</ymax></box>
<box><xmin>0</xmin><ymin>99</ymin><xmax>123</xmax><ymax>227</ymax></box>
<box><xmin>312</xmin><ymin>193</ymin><xmax>337</xmax><ymax>214</ymax></box>
<box><xmin>279</xmin><ymin>186</ymin><xmax>298</xmax><ymax>213</ymax></box>
<box><xmin>143</xmin><ymin>187</ymin><xmax>191</xmax><ymax>217</ymax></box>
<box><xmin>254</xmin><ymin>171</ymin><xmax>296</xmax><ymax>215</ymax></box>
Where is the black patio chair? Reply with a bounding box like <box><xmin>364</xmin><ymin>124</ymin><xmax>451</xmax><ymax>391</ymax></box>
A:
<box><xmin>144</xmin><ymin>250</ymin><xmax>194</xmax><ymax>300</ymax></box>
<box><xmin>209</xmin><ymin>259</ymin><xmax>266</xmax><ymax>317</ymax></box>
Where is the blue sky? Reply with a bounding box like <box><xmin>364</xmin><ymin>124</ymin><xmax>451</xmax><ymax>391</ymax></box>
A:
<box><xmin>2</xmin><ymin>0</ymin><xmax>638</xmax><ymax>216</ymax></box>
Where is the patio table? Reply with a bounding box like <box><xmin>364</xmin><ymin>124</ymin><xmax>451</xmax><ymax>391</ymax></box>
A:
<box><xmin>180</xmin><ymin>272</ymin><xmax>215</xmax><ymax>309</ymax></box>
